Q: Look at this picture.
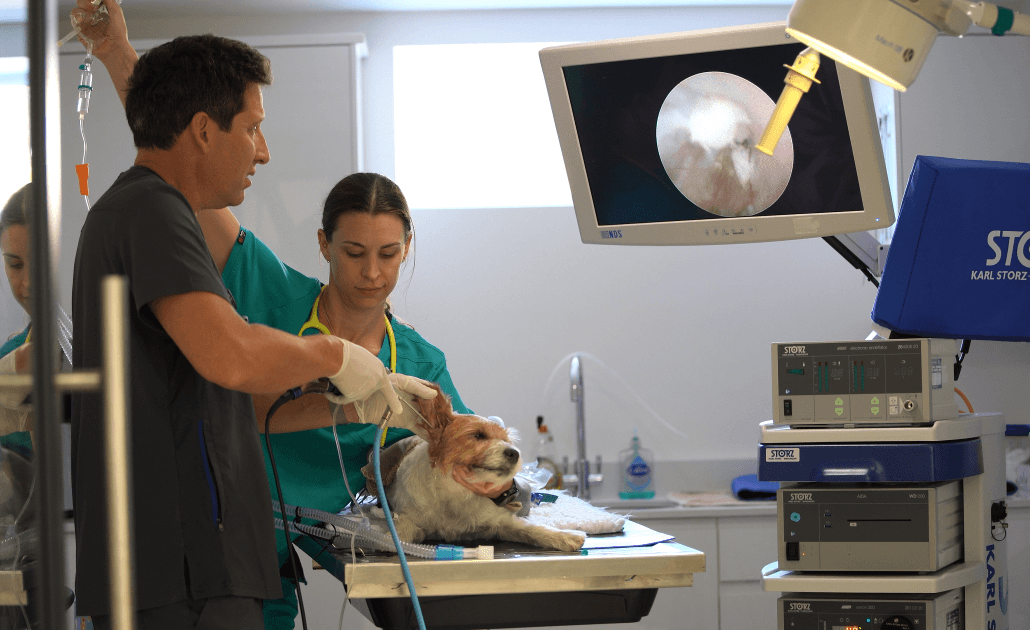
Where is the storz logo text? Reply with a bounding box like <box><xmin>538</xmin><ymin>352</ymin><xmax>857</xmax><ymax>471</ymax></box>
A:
<box><xmin>782</xmin><ymin>345</ymin><xmax>807</xmax><ymax>355</ymax></box>
<box><xmin>766</xmin><ymin>448</ymin><xmax>800</xmax><ymax>463</ymax></box>
<box><xmin>789</xmin><ymin>492</ymin><xmax>814</xmax><ymax>502</ymax></box>
<box><xmin>986</xmin><ymin>230</ymin><xmax>1030</xmax><ymax>267</ymax></box>
<box><xmin>787</xmin><ymin>603</ymin><xmax>812</xmax><ymax>611</ymax></box>
<box><xmin>600</xmin><ymin>230</ymin><xmax>623</xmax><ymax>239</ymax></box>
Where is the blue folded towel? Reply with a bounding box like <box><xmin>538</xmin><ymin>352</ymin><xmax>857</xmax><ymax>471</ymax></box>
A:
<box><xmin>732</xmin><ymin>474</ymin><xmax>778</xmax><ymax>500</ymax></box>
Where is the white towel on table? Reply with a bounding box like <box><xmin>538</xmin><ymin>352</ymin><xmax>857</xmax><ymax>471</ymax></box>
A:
<box><xmin>524</xmin><ymin>492</ymin><xmax>625</xmax><ymax>534</ymax></box>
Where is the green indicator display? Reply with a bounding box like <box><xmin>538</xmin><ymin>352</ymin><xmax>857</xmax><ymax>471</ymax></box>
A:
<box><xmin>786</xmin><ymin>368</ymin><xmax>805</xmax><ymax>375</ymax></box>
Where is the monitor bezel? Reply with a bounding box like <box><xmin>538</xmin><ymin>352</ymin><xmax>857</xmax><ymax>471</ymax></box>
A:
<box><xmin>540</xmin><ymin>21</ymin><xmax>896</xmax><ymax>246</ymax></box>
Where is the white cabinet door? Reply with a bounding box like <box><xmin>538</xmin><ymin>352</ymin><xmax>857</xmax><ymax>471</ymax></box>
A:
<box><xmin>522</xmin><ymin>517</ymin><xmax>718</xmax><ymax>630</ymax></box>
<box><xmin>719</xmin><ymin>581</ymin><xmax>779</xmax><ymax>629</ymax></box>
<box><xmin>718</xmin><ymin>515</ymin><xmax>779</xmax><ymax>628</ymax></box>
<box><xmin>638</xmin><ymin>518</ymin><xmax>719</xmax><ymax>630</ymax></box>
<box><xmin>718</xmin><ymin>515</ymin><xmax>777</xmax><ymax>582</ymax></box>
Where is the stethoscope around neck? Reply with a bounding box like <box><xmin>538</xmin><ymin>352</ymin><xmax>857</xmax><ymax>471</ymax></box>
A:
<box><xmin>297</xmin><ymin>286</ymin><xmax>397</xmax><ymax>373</ymax></box>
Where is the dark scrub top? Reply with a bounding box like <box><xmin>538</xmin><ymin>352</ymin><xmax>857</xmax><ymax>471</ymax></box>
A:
<box><xmin>71</xmin><ymin>166</ymin><xmax>281</xmax><ymax>616</ymax></box>
<box><xmin>222</xmin><ymin>227</ymin><xmax>470</xmax><ymax>629</ymax></box>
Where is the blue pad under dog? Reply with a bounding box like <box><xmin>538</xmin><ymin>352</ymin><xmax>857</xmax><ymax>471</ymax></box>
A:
<box><xmin>872</xmin><ymin>155</ymin><xmax>1030</xmax><ymax>341</ymax></box>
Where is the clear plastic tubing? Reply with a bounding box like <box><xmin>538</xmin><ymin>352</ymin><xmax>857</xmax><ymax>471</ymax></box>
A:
<box><xmin>273</xmin><ymin>500</ymin><xmax>437</xmax><ymax>558</ymax></box>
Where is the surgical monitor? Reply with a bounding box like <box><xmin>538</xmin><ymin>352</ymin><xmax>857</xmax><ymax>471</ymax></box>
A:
<box><xmin>540</xmin><ymin>22</ymin><xmax>895</xmax><ymax>246</ymax></box>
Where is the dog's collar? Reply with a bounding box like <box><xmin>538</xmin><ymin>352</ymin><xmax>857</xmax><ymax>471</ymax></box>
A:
<box><xmin>492</xmin><ymin>481</ymin><xmax>520</xmax><ymax>507</ymax></box>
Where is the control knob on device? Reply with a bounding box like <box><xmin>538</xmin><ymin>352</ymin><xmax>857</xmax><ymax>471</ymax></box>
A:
<box><xmin>880</xmin><ymin>616</ymin><xmax>913</xmax><ymax>630</ymax></box>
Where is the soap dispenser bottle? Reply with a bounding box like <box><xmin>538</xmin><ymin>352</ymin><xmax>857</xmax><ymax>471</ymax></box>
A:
<box><xmin>534</xmin><ymin>416</ymin><xmax>561</xmax><ymax>489</ymax></box>
<box><xmin>619</xmin><ymin>429</ymin><xmax>655</xmax><ymax>499</ymax></box>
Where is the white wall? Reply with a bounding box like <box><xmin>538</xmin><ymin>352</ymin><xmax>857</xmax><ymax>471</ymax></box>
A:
<box><xmin>51</xmin><ymin>3</ymin><xmax>1030</xmax><ymax>466</ymax></box>
<box><xmin>29</xmin><ymin>3</ymin><xmax>1030</xmax><ymax>628</ymax></box>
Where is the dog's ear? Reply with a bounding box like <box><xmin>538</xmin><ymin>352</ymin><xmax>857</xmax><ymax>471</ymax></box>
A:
<box><xmin>416</xmin><ymin>382</ymin><xmax>453</xmax><ymax>436</ymax></box>
<box><xmin>417</xmin><ymin>383</ymin><xmax>458</xmax><ymax>467</ymax></box>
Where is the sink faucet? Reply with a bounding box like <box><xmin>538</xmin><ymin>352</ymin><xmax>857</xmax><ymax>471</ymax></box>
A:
<box><xmin>570</xmin><ymin>355</ymin><xmax>590</xmax><ymax>500</ymax></box>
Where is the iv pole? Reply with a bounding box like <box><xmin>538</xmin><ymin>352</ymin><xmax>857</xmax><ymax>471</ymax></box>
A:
<box><xmin>25</xmin><ymin>2</ymin><xmax>135</xmax><ymax>628</ymax></box>
<box><xmin>27</xmin><ymin>0</ymin><xmax>68</xmax><ymax>626</ymax></box>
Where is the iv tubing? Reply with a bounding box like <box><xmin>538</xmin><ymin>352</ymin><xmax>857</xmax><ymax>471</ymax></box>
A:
<box><xmin>77</xmin><ymin>48</ymin><xmax>93</xmax><ymax>211</ymax></box>
<box><xmin>57</xmin><ymin>27</ymin><xmax>82</xmax><ymax>47</ymax></box>
<box><xmin>79</xmin><ymin>118</ymin><xmax>91</xmax><ymax>211</ymax></box>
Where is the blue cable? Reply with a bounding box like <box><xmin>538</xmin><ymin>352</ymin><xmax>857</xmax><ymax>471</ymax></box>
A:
<box><xmin>373</xmin><ymin>423</ymin><xmax>427</xmax><ymax>630</ymax></box>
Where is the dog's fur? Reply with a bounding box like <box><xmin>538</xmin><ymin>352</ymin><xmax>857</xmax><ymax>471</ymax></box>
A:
<box><xmin>362</xmin><ymin>384</ymin><xmax>586</xmax><ymax>552</ymax></box>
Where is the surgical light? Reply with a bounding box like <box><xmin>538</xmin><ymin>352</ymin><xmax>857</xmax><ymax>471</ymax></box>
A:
<box><xmin>758</xmin><ymin>1</ymin><xmax>1030</xmax><ymax>157</ymax></box>
<box><xmin>785</xmin><ymin>0</ymin><xmax>1030</xmax><ymax>92</ymax></box>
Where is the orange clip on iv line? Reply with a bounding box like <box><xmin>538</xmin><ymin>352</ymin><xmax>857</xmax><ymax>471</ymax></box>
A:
<box><xmin>75</xmin><ymin>164</ymin><xmax>90</xmax><ymax>196</ymax></box>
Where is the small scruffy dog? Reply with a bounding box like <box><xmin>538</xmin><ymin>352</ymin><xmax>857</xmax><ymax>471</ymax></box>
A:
<box><xmin>362</xmin><ymin>384</ymin><xmax>586</xmax><ymax>552</ymax></box>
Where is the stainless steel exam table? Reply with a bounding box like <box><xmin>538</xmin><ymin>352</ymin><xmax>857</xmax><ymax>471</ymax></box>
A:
<box><xmin>298</xmin><ymin>520</ymin><xmax>706</xmax><ymax>629</ymax></box>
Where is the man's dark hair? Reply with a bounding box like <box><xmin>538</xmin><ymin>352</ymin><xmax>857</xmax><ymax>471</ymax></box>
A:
<box><xmin>125</xmin><ymin>34</ymin><xmax>272</xmax><ymax>150</ymax></box>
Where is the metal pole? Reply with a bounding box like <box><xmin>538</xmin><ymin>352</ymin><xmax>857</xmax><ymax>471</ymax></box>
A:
<box><xmin>102</xmin><ymin>276</ymin><xmax>135</xmax><ymax>630</ymax></box>
<box><xmin>27</xmin><ymin>0</ymin><xmax>67</xmax><ymax>626</ymax></box>
<box><xmin>0</xmin><ymin>372</ymin><xmax>102</xmax><ymax>392</ymax></box>
<box><xmin>570</xmin><ymin>355</ymin><xmax>589</xmax><ymax>500</ymax></box>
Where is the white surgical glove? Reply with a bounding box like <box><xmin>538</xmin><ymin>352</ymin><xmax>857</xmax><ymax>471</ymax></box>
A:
<box><xmin>326</xmin><ymin>339</ymin><xmax>401</xmax><ymax>414</ymax></box>
<box><xmin>349</xmin><ymin>374</ymin><xmax>438</xmax><ymax>433</ymax></box>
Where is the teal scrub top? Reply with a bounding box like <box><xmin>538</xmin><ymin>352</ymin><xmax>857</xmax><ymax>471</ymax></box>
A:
<box><xmin>0</xmin><ymin>325</ymin><xmax>29</xmax><ymax>360</ymax></box>
<box><xmin>222</xmin><ymin>227</ymin><xmax>470</xmax><ymax>629</ymax></box>
<box><xmin>0</xmin><ymin>325</ymin><xmax>31</xmax><ymax>459</ymax></box>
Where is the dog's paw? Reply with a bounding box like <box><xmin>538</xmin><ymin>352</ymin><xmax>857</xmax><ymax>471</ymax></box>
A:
<box><xmin>391</xmin><ymin>515</ymin><xmax>426</xmax><ymax>544</ymax></box>
<box><xmin>554</xmin><ymin>529</ymin><xmax>587</xmax><ymax>552</ymax></box>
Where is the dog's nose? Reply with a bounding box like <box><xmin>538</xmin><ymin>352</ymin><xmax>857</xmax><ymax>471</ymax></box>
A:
<box><xmin>503</xmin><ymin>447</ymin><xmax>520</xmax><ymax>463</ymax></box>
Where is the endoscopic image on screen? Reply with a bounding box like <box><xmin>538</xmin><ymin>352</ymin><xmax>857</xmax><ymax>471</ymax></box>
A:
<box><xmin>655</xmin><ymin>70</ymin><xmax>794</xmax><ymax>217</ymax></box>
<box><xmin>562</xmin><ymin>42</ymin><xmax>862</xmax><ymax>227</ymax></box>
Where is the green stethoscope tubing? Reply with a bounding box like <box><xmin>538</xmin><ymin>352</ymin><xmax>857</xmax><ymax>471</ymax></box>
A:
<box><xmin>297</xmin><ymin>286</ymin><xmax>397</xmax><ymax>373</ymax></box>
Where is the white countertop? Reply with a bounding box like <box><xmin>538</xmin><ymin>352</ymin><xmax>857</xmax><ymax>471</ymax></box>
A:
<box><xmin>593</xmin><ymin>492</ymin><xmax>777</xmax><ymax>520</ymax></box>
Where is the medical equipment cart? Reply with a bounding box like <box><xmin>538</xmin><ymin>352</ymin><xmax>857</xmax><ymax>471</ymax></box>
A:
<box><xmin>758</xmin><ymin>413</ymin><xmax>1008</xmax><ymax>629</ymax></box>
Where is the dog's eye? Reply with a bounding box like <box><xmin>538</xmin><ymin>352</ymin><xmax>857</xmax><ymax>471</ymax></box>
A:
<box><xmin>474</xmin><ymin>431</ymin><xmax>487</xmax><ymax>440</ymax></box>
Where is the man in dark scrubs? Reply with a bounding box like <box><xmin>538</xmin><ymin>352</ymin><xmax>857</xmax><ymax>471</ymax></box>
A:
<box><xmin>70</xmin><ymin>11</ymin><xmax>433</xmax><ymax>629</ymax></box>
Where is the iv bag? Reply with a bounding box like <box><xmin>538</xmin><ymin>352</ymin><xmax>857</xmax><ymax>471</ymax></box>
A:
<box><xmin>68</xmin><ymin>4</ymin><xmax>112</xmax><ymax>49</ymax></box>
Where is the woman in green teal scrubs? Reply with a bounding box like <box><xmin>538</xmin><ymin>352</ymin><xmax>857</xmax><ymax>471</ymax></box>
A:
<box><xmin>0</xmin><ymin>185</ymin><xmax>37</xmax><ymax>459</ymax></box>
<box><xmin>203</xmin><ymin>172</ymin><xmax>470</xmax><ymax>630</ymax></box>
